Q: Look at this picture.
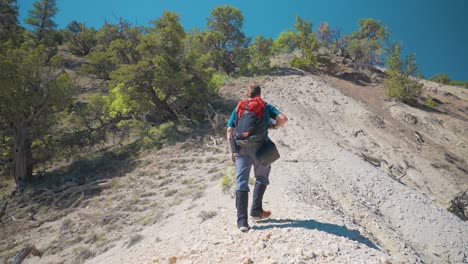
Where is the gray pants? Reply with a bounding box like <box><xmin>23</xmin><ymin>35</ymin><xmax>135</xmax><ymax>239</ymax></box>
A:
<box><xmin>235</xmin><ymin>146</ymin><xmax>271</xmax><ymax>192</ymax></box>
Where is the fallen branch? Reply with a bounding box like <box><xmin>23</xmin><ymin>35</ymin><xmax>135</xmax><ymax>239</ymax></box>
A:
<box><xmin>28</xmin><ymin>181</ymin><xmax>112</xmax><ymax>228</ymax></box>
<box><xmin>12</xmin><ymin>244</ymin><xmax>43</xmax><ymax>264</ymax></box>
<box><xmin>360</xmin><ymin>152</ymin><xmax>407</xmax><ymax>183</ymax></box>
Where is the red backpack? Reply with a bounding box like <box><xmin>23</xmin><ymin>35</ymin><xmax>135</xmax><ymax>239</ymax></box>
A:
<box><xmin>234</xmin><ymin>97</ymin><xmax>267</xmax><ymax>146</ymax></box>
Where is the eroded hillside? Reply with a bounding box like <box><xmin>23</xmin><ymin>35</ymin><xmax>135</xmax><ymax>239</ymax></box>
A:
<box><xmin>1</xmin><ymin>69</ymin><xmax>467</xmax><ymax>264</ymax></box>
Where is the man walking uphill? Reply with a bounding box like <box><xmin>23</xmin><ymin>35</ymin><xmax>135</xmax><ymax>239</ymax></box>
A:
<box><xmin>226</xmin><ymin>82</ymin><xmax>288</xmax><ymax>232</ymax></box>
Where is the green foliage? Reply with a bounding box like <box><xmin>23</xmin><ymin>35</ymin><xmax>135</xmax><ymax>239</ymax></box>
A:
<box><xmin>208</xmin><ymin>73</ymin><xmax>227</xmax><ymax>90</ymax></box>
<box><xmin>430</xmin><ymin>73</ymin><xmax>451</xmax><ymax>84</ymax></box>
<box><xmin>289</xmin><ymin>16</ymin><xmax>320</xmax><ymax>70</ymax></box>
<box><xmin>449</xmin><ymin>80</ymin><xmax>468</xmax><ymax>89</ymax></box>
<box><xmin>273</xmin><ymin>30</ymin><xmax>296</xmax><ymax>54</ymax></box>
<box><xmin>356</xmin><ymin>18</ymin><xmax>389</xmax><ymax>40</ymax></box>
<box><xmin>0</xmin><ymin>175</ymin><xmax>14</xmax><ymax>196</ymax></box>
<box><xmin>220</xmin><ymin>168</ymin><xmax>235</xmax><ymax>194</ymax></box>
<box><xmin>205</xmin><ymin>5</ymin><xmax>250</xmax><ymax>75</ymax></box>
<box><xmin>0</xmin><ymin>41</ymin><xmax>75</xmax><ymax>181</ymax></box>
<box><xmin>24</xmin><ymin>0</ymin><xmax>58</xmax><ymax>45</ymax></box>
<box><xmin>417</xmin><ymin>71</ymin><xmax>425</xmax><ymax>79</ymax></box>
<box><xmin>0</xmin><ymin>0</ymin><xmax>23</xmax><ymax>45</ymax></box>
<box><xmin>346</xmin><ymin>18</ymin><xmax>388</xmax><ymax>68</ymax></box>
<box><xmin>248</xmin><ymin>35</ymin><xmax>273</xmax><ymax>73</ymax></box>
<box><xmin>80</xmin><ymin>51</ymin><xmax>114</xmax><ymax>79</ymax></box>
<box><xmin>64</xmin><ymin>21</ymin><xmax>97</xmax><ymax>56</ymax></box>
<box><xmin>346</xmin><ymin>38</ymin><xmax>380</xmax><ymax>68</ymax></box>
<box><xmin>316</xmin><ymin>21</ymin><xmax>332</xmax><ymax>46</ymax></box>
<box><xmin>424</xmin><ymin>95</ymin><xmax>438</xmax><ymax>108</ymax></box>
<box><xmin>140</xmin><ymin>121</ymin><xmax>191</xmax><ymax>149</ymax></box>
<box><xmin>81</xmin><ymin>11</ymin><xmax>216</xmax><ymax>144</ymax></box>
<box><xmin>81</xmin><ymin>20</ymin><xmax>140</xmax><ymax>79</ymax></box>
<box><xmin>384</xmin><ymin>43</ymin><xmax>422</xmax><ymax>104</ymax></box>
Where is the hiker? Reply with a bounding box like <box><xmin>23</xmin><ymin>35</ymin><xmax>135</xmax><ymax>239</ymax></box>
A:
<box><xmin>226</xmin><ymin>82</ymin><xmax>288</xmax><ymax>232</ymax></box>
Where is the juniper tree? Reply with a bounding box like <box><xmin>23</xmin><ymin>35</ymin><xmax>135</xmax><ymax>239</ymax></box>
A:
<box><xmin>205</xmin><ymin>5</ymin><xmax>250</xmax><ymax>75</ymax></box>
<box><xmin>0</xmin><ymin>42</ymin><xmax>74</xmax><ymax>185</ymax></box>
<box><xmin>82</xmin><ymin>11</ymin><xmax>216</xmax><ymax>135</ymax></box>
<box><xmin>290</xmin><ymin>16</ymin><xmax>320</xmax><ymax>70</ymax></box>
<box><xmin>248</xmin><ymin>35</ymin><xmax>273</xmax><ymax>72</ymax></box>
<box><xmin>65</xmin><ymin>21</ymin><xmax>97</xmax><ymax>56</ymax></box>
<box><xmin>346</xmin><ymin>18</ymin><xmax>389</xmax><ymax>68</ymax></box>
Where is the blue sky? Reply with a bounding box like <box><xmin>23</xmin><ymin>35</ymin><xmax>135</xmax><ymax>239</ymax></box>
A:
<box><xmin>18</xmin><ymin>0</ymin><xmax>468</xmax><ymax>80</ymax></box>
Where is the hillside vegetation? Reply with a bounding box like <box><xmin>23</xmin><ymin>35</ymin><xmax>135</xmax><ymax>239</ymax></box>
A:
<box><xmin>0</xmin><ymin>1</ymin><xmax>467</xmax><ymax>263</ymax></box>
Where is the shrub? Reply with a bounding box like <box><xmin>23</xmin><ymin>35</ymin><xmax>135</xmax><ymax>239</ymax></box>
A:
<box><xmin>424</xmin><ymin>95</ymin><xmax>438</xmax><ymax>108</ymax></box>
<box><xmin>384</xmin><ymin>43</ymin><xmax>422</xmax><ymax>104</ymax></box>
<box><xmin>430</xmin><ymin>73</ymin><xmax>451</xmax><ymax>84</ymax></box>
<box><xmin>449</xmin><ymin>80</ymin><xmax>468</xmax><ymax>89</ymax></box>
<box><xmin>198</xmin><ymin>210</ymin><xmax>217</xmax><ymax>222</ymax></box>
<box><xmin>220</xmin><ymin>168</ymin><xmax>235</xmax><ymax>194</ymax></box>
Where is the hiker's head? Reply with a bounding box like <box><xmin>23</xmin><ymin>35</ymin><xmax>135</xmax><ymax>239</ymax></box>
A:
<box><xmin>247</xmin><ymin>82</ymin><xmax>261</xmax><ymax>98</ymax></box>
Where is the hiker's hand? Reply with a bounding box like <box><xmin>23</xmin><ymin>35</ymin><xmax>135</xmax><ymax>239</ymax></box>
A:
<box><xmin>230</xmin><ymin>153</ymin><xmax>235</xmax><ymax>162</ymax></box>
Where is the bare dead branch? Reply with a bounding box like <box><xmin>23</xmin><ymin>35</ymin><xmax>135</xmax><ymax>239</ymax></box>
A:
<box><xmin>12</xmin><ymin>244</ymin><xmax>43</xmax><ymax>264</ymax></box>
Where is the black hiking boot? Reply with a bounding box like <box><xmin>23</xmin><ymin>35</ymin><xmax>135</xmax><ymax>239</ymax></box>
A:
<box><xmin>250</xmin><ymin>182</ymin><xmax>271</xmax><ymax>221</ymax></box>
<box><xmin>236</xmin><ymin>191</ymin><xmax>249</xmax><ymax>232</ymax></box>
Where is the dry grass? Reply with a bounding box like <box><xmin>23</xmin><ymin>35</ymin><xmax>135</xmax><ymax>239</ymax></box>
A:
<box><xmin>73</xmin><ymin>246</ymin><xmax>95</xmax><ymax>263</ymax></box>
<box><xmin>164</xmin><ymin>189</ymin><xmax>177</xmax><ymax>197</ymax></box>
<box><xmin>191</xmin><ymin>190</ymin><xmax>205</xmax><ymax>201</ymax></box>
<box><xmin>0</xmin><ymin>124</ymin><xmax>234</xmax><ymax>264</ymax></box>
<box><xmin>198</xmin><ymin>210</ymin><xmax>217</xmax><ymax>222</ymax></box>
<box><xmin>220</xmin><ymin>168</ymin><xmax>236</xmax><ymax>194</ymax></box>
<box><xmin>127</xmin><ymin>234</ymin><xmax>144</xmax><ymax>248</ymax></box>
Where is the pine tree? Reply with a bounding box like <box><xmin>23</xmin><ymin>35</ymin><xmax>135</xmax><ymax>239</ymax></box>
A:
<box><xmin>24</xmin><ymin>0</ymin><xmax>58</xmax><ymax>44</ymax></box>
<box><xmin>384</xmin><ymin>43</ymin><xmax>422</xmax><ymax>104</ymax></box>
<box><xmin>0</xmin><ymin>0</ymin><xmax>22</xmax><ymax>44</ymax></box>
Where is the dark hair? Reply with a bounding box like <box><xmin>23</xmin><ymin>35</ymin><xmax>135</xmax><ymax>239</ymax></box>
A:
<box><xmin>247</xmin><ymin>81</ymin><xmax>261</xmax><ymax>98</ymax></box>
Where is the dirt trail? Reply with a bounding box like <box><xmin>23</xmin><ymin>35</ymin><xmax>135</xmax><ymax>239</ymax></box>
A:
<box><xmin>16</xmin><ymin>71</ymin><xmax>468</xmax><ymax>264</ymax></box>
<box><xmin>89</xmin><ymin>72</ymin><xmax>466</xmax><ymax>264</ymax></box>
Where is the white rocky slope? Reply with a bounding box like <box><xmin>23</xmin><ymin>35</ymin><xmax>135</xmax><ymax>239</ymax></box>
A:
<box><xmin>83</xmin><ymin>72</ymin><xmax>467</xmax><ymax>264</ymax></box>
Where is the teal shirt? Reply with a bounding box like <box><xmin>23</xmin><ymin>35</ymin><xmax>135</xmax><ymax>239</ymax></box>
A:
<box><xmin>227</xmin><ymin>102</ymin><xmax>281</xmax><ymax>140</ymax></box>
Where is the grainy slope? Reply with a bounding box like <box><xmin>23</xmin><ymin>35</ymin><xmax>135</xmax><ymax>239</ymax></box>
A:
<box><xmin>15</xmin><ymin>70</ymin><xmax>468</xmax><ymax>264</ymax></box>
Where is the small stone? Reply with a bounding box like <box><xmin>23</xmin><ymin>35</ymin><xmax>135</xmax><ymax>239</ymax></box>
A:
<box><xmin>303</xmin><ymin>251</ymin><xmax>316</xmax><ymax>260</ymax></box>
<box><xmin>295</xmin><ymin>248</ymin><xmax>303</xmax><ymax>255</ymax></box>
<box><xmin>255</xmin><ymin>241</ymin><xmax>267</xmax><ymax>250</ymax></box>
<box><xmin>168</xmin><ymin>256</ymin><xmax>177</xmax><ymax>264</ymax></box>
<box><xmin>243</xmin><ymin>257</ymin><xmax>253</xmax><ymax>264</ymax></box>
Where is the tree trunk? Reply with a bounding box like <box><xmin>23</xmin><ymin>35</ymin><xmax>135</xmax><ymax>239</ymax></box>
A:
<box><xmin>146</xmin><ymin>86</ymin><xmax>177</xmax><ymax>120</ymax></box>
<box><xmin>11</xmin><ymin>127</ymin><xmax>33</xmax><ymax>184</ymax></box>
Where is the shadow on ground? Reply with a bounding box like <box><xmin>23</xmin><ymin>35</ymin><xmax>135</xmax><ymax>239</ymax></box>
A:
<box><xmin>253</xmin><ymin>218</ymin><xmax>380</xmax><ymax>250</ymax></box>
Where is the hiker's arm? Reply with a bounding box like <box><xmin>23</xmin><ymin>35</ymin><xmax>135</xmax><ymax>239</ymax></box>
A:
<box><xmin>273</xmin><ymin>113</ymin><xmax>288</xmax><ymax>129</ymax></box>
<box><xmin>227</xmin><ymin>127</ymin><xmax>235</xmax><ymax>162</ymax></box>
